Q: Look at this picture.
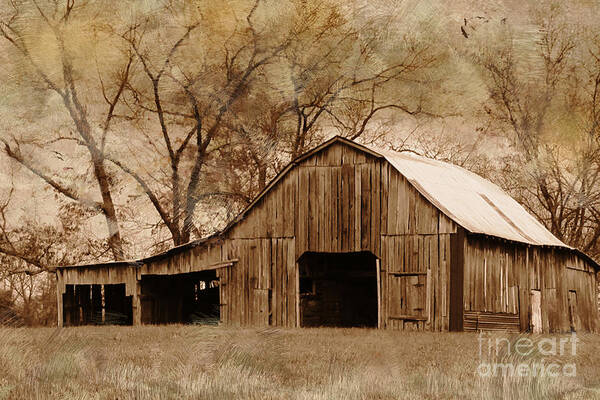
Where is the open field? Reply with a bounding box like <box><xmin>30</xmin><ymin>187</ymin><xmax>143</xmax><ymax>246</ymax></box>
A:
<box><xmin>0</xmin><ymin>326</ymin><xmax>599</xmax><ymax>399</ymax></box>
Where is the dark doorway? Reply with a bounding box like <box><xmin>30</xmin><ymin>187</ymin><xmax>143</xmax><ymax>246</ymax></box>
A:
<box><xmin>62</xmin><ymin>283</ymin><xmax>132</xmax><ymax>326</ymax></box>
<box><xmin>140</xmin><ymin>270</ymin><xmax>220</xmax><ymax>325</ymax></box>
<box><xmin>298</xmin><ymin>251</ymin><xmax>378</xmax><ymax>328</ymax></box>
<box><xmin>104</xmin><ymin>284</ymin><xmax>132</xmax><ymax>325</ymax></box>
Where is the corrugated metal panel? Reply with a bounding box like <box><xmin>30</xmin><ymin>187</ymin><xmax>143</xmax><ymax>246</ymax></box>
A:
<box><xmin>369</xmin><ymin>146</ymin><xmax>568</xmax><ymax>248</ymax></box>
<box><xmin>463</xmin><ymin>311</ymin><xmax>521</xmax><ymax>332</ymax></box>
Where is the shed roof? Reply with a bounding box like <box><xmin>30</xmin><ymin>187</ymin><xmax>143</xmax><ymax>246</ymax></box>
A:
<box><xmin>371</xmin><ymin>147</ymin><xmax>565</xmax><ymax>247</ymax></box>
<box><xmin>331</xmin><ymin>138</ymin><xmax>598</xmax><ymax>269</ymax></box>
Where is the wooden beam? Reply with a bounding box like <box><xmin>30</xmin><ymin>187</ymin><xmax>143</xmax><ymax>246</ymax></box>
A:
<box><xmin>389</xmin><ymin>315</ymin><xmax>428</xmax><ymax>321</ymax></box>
<box><xmin>56</xmin><ymin>270</ymin><xmax>63</xmax><ymax>328</ymax></box>
<box><xmin>91</xmin><ymin>285</ymin><xmax>102</xmax><ymax>324</ymax></box>
<box><xmin>426</xmin><ymin>268</ymin><xmax>431</xmax><ymax>330</ymax></box>
<box><xmin>389</xmin><ymin>271</ymin><xmax>427</xmax><ymax>276</ymax></box>
<box><xmin>449</xmin><ymin>228</ymin><xmax>465</xmax><ymax>331</ymax></box>
<box><xmin>64</xmin><ymin>285</ymin><xmax>75</xmax><ymax>326</ymax></box>
<box><xmin>377</xmin><ymin>258</ymin><xmax>382</xmax><ymax>329</ymax></box>
<box><xmin>566</xmin><ymin>266</ymin><xmax>595</xmax><ymax>273</ymax></box>
<box><xmin>295</xmin><ymin>261</ymin><xmax>300</xmax><ymax>328</ymax></box>
<box><xmin>132</xmin><ymin>280</ymin><xmax>141</xmax><ymax>326</ymax></box>
<box><xmin>141</xmin><ymin>259</ymin><xmax>239</xmax><ymax>276</ymax></box>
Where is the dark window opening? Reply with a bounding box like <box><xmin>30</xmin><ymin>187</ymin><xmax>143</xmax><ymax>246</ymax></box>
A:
<box><xmin>298</xmin><ymin>251</ymin><xmax>378</xmax><ymax>328</ymax></box>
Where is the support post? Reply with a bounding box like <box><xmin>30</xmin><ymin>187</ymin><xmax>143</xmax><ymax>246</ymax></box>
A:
<box><xmin>449</xmin><ymin>228</ymin><xmax>465</xmax><ymax>331</ymax></box>
<box><xmin>80</xmin><ymin>285</ymin><xmax>92</xmax><ymax>324</ymax></box>
<box><xmin>91</xmin><ymin>285</ymin><xmax>102</xmax><ymax>324</ymax></box>
<box><xmin>295</xmin><ymin>262</ymin><xmax>300</xmax><ymax>328</ymax></box>
<box><xmin>132</xmin><ymin>279</ymin><xmax>142</xmax><ymax>326</ymax></box>
<box><xmin>74</xmin><ymin>285</ymin><xmax>83</xmax><ymax>325</ymax></box>
<box><xmin>426</xmin><ymin>268</ymin><xmax>431</xmax><ymax>330</ymax></box>
<box><xmin>56</xmin><ymin>270</ymin><xmax>63</xmax><ymax>328</ymax></box>
<box><xmin>376</xmin><ymin>258</ymin><xmax>382</xmax><ymax>329</ymax></box>
<box><xmin>64</xmin><ymin>284</ymin><xmax>75</xmax><ymax>326</ymax></box>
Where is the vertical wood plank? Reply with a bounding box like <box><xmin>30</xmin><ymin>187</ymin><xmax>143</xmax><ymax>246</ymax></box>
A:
<box><xmin>56</xmin><ymin>270</ymin><xmax>63</xmax><ymax>327</ymax></box>
<box><xmin>449</xmin><ymin>229</ymin><xmax>464</xmax><ymax>331</ymax></box>
<box><xmin>377</xmin><ymin>258</ymin><xmax>382</xmax><ymax>328</ymax></box>
<box><xmin>287</xmin><ymin>239</ymin><xmax>296</xmax><ymax>327</ymax></box>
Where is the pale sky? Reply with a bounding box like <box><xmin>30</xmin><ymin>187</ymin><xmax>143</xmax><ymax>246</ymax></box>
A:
<box><xmin>1</xmin><ymin>0</ymin><xmax>597</xmax><ymax>259</ymax></box>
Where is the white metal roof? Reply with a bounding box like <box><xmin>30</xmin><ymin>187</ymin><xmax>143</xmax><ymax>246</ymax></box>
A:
<box><xmin>367</xmin><ymin>144</ymin><xmax>568</xmax><ymax>248</ymax></box>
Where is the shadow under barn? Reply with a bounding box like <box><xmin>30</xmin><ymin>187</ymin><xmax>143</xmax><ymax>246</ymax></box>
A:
<box><xmin>140</xmin><ymin>270</ymin><xmax>220</xmax><ymax>325</ymax></box>
<box><xmin>299</xmin><ymin>251</ymin><xmax>378</xmax><ymax>328</ymax></box>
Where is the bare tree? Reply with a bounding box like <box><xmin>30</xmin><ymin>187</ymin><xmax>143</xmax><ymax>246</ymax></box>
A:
<box><xmin>100</xmin><ymin>0</ymin><xmax>296</xmax><ymax>246</ymax></box>
<box><xmin>472</xmin><ymin>4</ymin><xmax>600</xmax><ymax>258</ymax></box>
<box><xmin>282</xmin><ymin>2</ymin><xmax>445</xmax><ymax>159</ymax></box>
<box><xmin>0</xmin><ymin>181</ymin><xmax>108</xmax><ymax>274</ymax></box>
<box><xmin>204</xmin><ymin>0</ymin><xmax>451</xmax><ymax>211</ymax></box>
<box><xmin>0</xmin><ymin>0</ymin><xmax>134</xmax><ymax>260</ymax></box>
<box><xmin>0</xmin><ymin>175</ymin><xmax>107</xmax><ymax>325</ymax></box>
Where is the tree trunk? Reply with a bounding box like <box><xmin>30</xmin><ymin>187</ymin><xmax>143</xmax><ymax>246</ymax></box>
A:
<box><xmin>91</xmin><ymin>156</ymin><xmax>124</xmax><ymax>260</ymax></box>
<box><xmin>258</xmin><ymin>164</ymin><xmax>267</xmax><ymax>191</ymax></box>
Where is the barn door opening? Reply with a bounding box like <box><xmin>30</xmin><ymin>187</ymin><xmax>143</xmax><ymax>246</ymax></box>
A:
<box><xmin>62</xmin><ymin>283</ymin><xmax>132</xmax><ymax>326</ymax></box>
<box><xmin>298</xmin><ymin>251</ymin><xmax>378</xmax><ymax>328</ymax></box>
<box><xmin>140</xmin><ymin>270</ymin><xmax>220</xmax><ymax>325</ymax></box>
<box><xmin>530</xmin><ymin>289</ymin><xmax>542</xmax><ymax>333</ymax></box>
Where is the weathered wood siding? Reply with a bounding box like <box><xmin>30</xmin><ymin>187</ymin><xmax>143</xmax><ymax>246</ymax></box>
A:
<box><xmin>380</xmin><ymin>163</ymin><xmax>457</xmax><ymax>331</ymax></box>
<box><xmin>56</xmin><ymin>264</ymin><xmax>138</xmax><ymax>327</ymax></box>
<box><xmin>463</xmin><ymin>235</ymin><xmax>598</xmax><ymax>332</ymax></box>
<box><xmin>56</xmin><ymin>140</ymin><xmax>598</xmax><ymax>333</ymax></box>
<box><xmin>295</xmin><ymin>143</ymin><xmax>381</xmax><ymax>256</ymax></box>
<box><xmin>227</xmin><ymin>142</ymin><xmax>457</xmax><ymax>330</ymax></box>
<box><xmin>55</xmin><ymin>142</ymin><xmax>464</xmax><ymax>331</ymax></box>
<box><xmin>218</xmin><ymin>238</ymin><xmax>296</xmax><ymax>327</ymax></box>
<box><xmin>224</xmin><ymin>143</ymin><xmax>381</xmax><ymax>327</ymax></box>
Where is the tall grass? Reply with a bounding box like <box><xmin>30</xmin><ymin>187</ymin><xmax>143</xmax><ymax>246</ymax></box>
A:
<box><xmin>0</xmin><ymin>326</ymin><xmax>598</xmax><ymax>399</ymax></box>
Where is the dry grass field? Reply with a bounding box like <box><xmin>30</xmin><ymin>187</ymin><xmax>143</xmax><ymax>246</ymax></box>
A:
<box><xmin>0</xmin><ymin>326</ymin><xmax>599</xmax><ymax>399</ymax></box>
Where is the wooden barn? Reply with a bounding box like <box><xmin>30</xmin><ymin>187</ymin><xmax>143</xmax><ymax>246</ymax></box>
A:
<box><xmin>55</xmin><ymin>136</ymin><xmax>600</xmax><ymax>332</ymax></box>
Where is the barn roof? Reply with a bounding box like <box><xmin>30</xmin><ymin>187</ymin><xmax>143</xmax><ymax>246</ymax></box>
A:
<box><xmin>59</xmin><ymin>135</ymin><xmax>598</xmax><ymax>270</ymax></box>
<box><xmin>373</xmin><ymin>147</ymin><xmax>564</xmax><ymax>247</ymax></box>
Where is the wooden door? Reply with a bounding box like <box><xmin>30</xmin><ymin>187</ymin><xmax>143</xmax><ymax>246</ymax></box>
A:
<box><xmin>568</xmin><ymin>290</ymin><xmax>579</xmax><ymax>332</ymax></box>
<box><xmin>530</xmin><ymin>289</ymin><xmax>542</xmax><ymax>333</ymax></box>
<box><xmin>388</xmin><ymin>272</ymin><xmax>427</xmax><ymax>328</ymax></box>
<box><xmin>252</xmin><ymin>288</ymin><xmax>270</xmax><ymax>326</ymax></box>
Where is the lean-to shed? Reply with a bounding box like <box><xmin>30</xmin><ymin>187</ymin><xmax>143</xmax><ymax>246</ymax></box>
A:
<box><xmin>55</xmin><ymin>136</ymin><xmax>600</xmax><ymax>332</ymax></box>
